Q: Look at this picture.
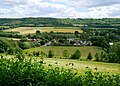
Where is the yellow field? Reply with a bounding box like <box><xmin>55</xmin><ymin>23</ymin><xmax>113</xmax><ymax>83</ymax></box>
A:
<box><xmin>4</xmin><ymin>27</ymin><xmax>83</xmax><ymax>34</ymax></box>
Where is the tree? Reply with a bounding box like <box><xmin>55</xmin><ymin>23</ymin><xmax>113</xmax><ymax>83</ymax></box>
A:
<box><xmin>40</xmin><ymin>40</ymin><xmax>45</xmax><ymax>45</ymax></box>
<box><xmin>36</xmin><ymin>30</ymin><xmax>40</xmax><ymax>34</ymax></box>
<box><xmin>107</xmin><ymin>53</ymin><xmax>118</xmax><ymax>63</ymax></box>
<box><xmin>71</xmin><ymin>49</ymin><xmax>81</xmax><ymax>59</ymax></box>
<box><xmin>19</xmin><ymin>42</ymin><xmax>33</xmax><ymax>49</ymax></box>
<box><xmin>0</xmin><ymin>37</ymin><xmax>18</xmax><ymax>53</ymax></box>
<box><xmin>75</xmin><ymin>31</ymin><xmax>79</xmax><ymax>34</ymax></box>
<box><xmin>59</xmin><ymin>39</ymin><xmax>65</xmax><ymax>44</ymax></box>
<box><xmin>101</xmin><ymin>40</ymin><xmax>110</xmax><ymax>50</ymax></box>
<box><xmin>48</xmin><ymin>50</ymin><xmax>54</xmax><ymax>58</ymax></box>
<box><xmin>91</xmin><ymin>36</ymin><xmax>105</xmax><ymax>47</ymax></box>
<box><xmin>109</xmin><ymin>43</ymin><xmax>120</xmax><ymax>62</ymax></box>
<box><xmin>63</xmin><ymin>50</ymin><xmax>69</xmax><ymax>59</ymax></box>
<box><xmin>50</xmin><ymin>31</ymin><xmax>54</xmax><ymax>33</ymax></box>
<box><xmin>75</xmin><ymin>31</ymin><xmax>79</xmax><ymax>37</ymax></box>
<box><xmin>87</xmin><ymin>52</ymin><xmax>93</xmax><ymax>60</ymax></box>
<box><xmin>95</xmin><ymin>53</ymin><xmax>99</xmax><ymax>61</ymax></box>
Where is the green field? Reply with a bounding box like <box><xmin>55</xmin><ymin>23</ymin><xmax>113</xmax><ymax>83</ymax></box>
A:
<box><xmin>34</xmin><ymin>58</ymin><xmax>120</xmax><ymax>74</ymax></box>
<box><xmin>4</xmin><ymin>27</ymin><xmax>83</xmax><ymax>34</ymax></box>
<box><xmin>23</xmin><ymin>46</ymin><xmax>120</xmax><ymax>74</ymax></box>
<box><xmin>24</xmin><ymin>46</ymin><xmax>102</xmax><ymax>59</ymax></box>
<box><xmin>1</xmin><ymin>53</ymin><xmax>120</xmax><ymax>74</ymax></box>
<box><xmin>1</xmin><ymin>45</ymin><xmax>120</xmax><ymax>74</ymax></box>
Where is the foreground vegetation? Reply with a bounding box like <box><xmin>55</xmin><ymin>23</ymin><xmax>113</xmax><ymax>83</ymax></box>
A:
<box><xmin>0</xmin><ymin>57</ymin><xmax>120</xmax><ymax>86</ymax></box>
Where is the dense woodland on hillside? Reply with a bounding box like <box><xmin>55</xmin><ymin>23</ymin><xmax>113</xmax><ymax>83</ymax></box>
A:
<box><xmin>0</xmin><ymin>18</ymin><xmax>120</xmax><ymax>29</ymax></box>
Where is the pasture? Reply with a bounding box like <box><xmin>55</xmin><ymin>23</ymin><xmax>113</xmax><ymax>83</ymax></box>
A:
<box><xmin>24</xmin><ymin>46</ymin><xmax>102</xmax><ymax>59</ymax></box>
<box><xmin>23</xmin><ymin>46</ymin><xmax>120</xmax><ymax>74</ymax></box>
<box><xmin>1</xmin><ymin>53</ymin><xmax>120</xmax><ymax>74</ymax></box>
<box><xmin>35</xmin><ymin>58</ymin><xmax>120</xmax><ymax>74</ymax></box>
<box><xmin>3</xmin><ymin>27</ymin><xmax>83</xmax><ymax>34</ymax></box>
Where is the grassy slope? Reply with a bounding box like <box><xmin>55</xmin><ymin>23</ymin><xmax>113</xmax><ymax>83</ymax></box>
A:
<box><xmin>24</xmin><ymin>46</ymin><xmax>120</xmax><ymax>74</ymax></box>
<box><xmin>24</xmin><ymin>46</ymin><xmax>102</xmax><ymax>59</ymax></box>
<box><xmin>39</xmin><ymin>58</ymin><xmax>120</xmax><ymax>74</ymax></box>
<box><xmin>4</xmin><ymin>27</ymin><xmax>83</xmax><ymax>34</ymax></box>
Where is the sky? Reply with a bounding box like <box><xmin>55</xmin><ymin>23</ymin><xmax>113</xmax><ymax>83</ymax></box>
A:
<box><xmin>0</xmin><ymin>0</ymin><xmax>120</xmax><ymax>18</ymax></box>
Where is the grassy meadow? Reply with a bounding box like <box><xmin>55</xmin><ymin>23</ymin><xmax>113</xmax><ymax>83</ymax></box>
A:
<box><xmin>24</xmin><ymin>46</ymin><xmax>102</xmax><ymax>59</ymax></box>
<box><xmin>23</xmin><ymin>46</ymin><xmax>120</xmax><ymax>74</ymax></box>
<box><xmin>34</xmin><ymin>58</ymin><xmax>120</xmax><ymax>74</ymax></box>
<box><xmin>3</xmin><ymin>27</ymin><xmax>83</xmax><ymax>34</ymax></box>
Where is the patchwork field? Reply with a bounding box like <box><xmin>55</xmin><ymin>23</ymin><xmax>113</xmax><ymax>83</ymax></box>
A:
<box><xmin>24</xmin><ymin>46</ymin><xmax>102</xmax><ymax>59</ymax></box>
<box><xmin>4</xmin><ymin>27</ymin><xmax>83</xmax><ymax>34</ymax></box>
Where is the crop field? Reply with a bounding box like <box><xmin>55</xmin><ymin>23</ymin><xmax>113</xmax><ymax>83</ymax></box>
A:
<box><xmin>24</xmin><ymin>46</ymin><xmax>102</xmax><ymax>59</ymax></box>
<box><xmin>6</xmin><ymin>38</ymin><xmax>21</xmax><ymax>41</ymax></box>
<box><xmin>3</xmin><ymin>27</ymin><xmax>83</xmax><ymax>34</ymax></box>
<box><xmin>0</xmin><ymin>26</ymin><xmax>10</xmax><ymax>28</ymax></box>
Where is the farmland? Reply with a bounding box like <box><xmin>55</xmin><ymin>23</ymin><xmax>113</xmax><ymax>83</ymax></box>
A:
<box><xmin>23</xmin><ymin>46</ymin><xmax>120</xmax><ymax>74</ymax></box>
<box><xmin>24</xmin><ymin>46</ymin><xmax>102</xmax><ymax>59</ymax></box>
<box><xmin>3</xmin><ymin>27</ymin><xmax>83</xmax><ymax>34</ymax></box>
<box><xmin>1</xmin><ymin>18</ymin><xmax>120</xmax><ymax>85</ymax></box>
<box><xmin>36</xmin><ymin>58</ymin><xmax>120</xmax><ymax>74</ymax></box>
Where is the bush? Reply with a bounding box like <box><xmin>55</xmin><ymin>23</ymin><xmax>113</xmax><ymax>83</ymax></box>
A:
<box><xmin>87</xmin><ymin>52</ymin><xmax>93</xmax><ymax>60</ymax></box>
<box><xmin>48</xmin><ymin>50</ymin><xmax>54</xmax><ymax>58</ymax></box>
<box><xmin>0</xmin><ymin>37</ymin><xmax>18</xmax><ymax>53</ymax></box>
<box><xmin>107</xmin><ymin>53</ymin><xmax>118</xmax><ymax>63</ymax></box>
<box><xmin>95</xmin><ymin>51</ymin><xmax>120</xmax><ymax>63</ymax></box>
<box><xmin>71</xmin><ymin>49</ymin><xmax>81</xmax><ymax>59</ymax></box>
<box><xmin>95</xmin><ymin>53</ymin><xmax>99</xmax><ymax>61</ymax></box>
<box><xmin>63</xmin><ymin>50</ymin><xmax>69</xmax><ymax>59</ymax></box>
<box><xmin>0</xmin><ymin>58</ymin><xmax>120</xmax><ymax>86</ymax></box>
<box><xmin>19</xmin><ymin>41</ymin><xmax>34</xmax><ymax>49</ymax></box>
<box><xmin>7</xmin><ymin>47</ymin><xmax>22</xmax><ymax>55</ymax></box>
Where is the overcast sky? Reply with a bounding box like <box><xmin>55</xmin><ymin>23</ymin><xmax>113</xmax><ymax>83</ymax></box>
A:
<box><xmin>0</xmin><ymin>0</ymin><xmax>120</xmax><ymax>18</ymax></box>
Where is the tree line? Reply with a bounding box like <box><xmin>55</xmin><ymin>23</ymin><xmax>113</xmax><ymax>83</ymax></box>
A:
<box><xmin>0</xmin><ymin>18</ymin><xmax>120</xmax><ymax>29</ymax></box>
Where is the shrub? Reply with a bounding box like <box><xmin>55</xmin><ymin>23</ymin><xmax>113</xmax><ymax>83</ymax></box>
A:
<box><xmin>71</xmin><ymin>49</ymin><xmax>81</xmax><ymax>59</ymax></box>
<box><xmin>95</xmin><ymin>53</ymin><xmax>99</xmax><ymax>61</ymax></box>
<box><xmin>48</xmin><ymin>50</ymin><xmax>54</xmax><ymax>58</ymax></box>
<box><xmin>87</xmin><ymin>52</ymin><xmax>93</xmax><ymax>60</ymax></box>
<box><xmin>0</xmin><ymin>58</ymin><xmax>120</xmax><ymax>86</ymax></box>
<box><xmin>63</xmin><ymin>50</ymin><xmax>69</xmax><ymax>59</ymax></box>
<box><xmin>0</xmin><ymin>37</ymin><xmax>18</xmax><ymax>53</ymax></box>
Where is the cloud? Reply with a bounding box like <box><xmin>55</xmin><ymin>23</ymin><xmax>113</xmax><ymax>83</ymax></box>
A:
<box><xmin>88</xmin><ymin>4</ymin><xmax>120</xmax><ymax>18</ymax></box>
<box><xmin>51</xmin><ymin>0</ymin><xmax>120</xmax><ymax>7</ymax></box>
<box><xmin>0</xmin><ymin>0</ymin><xmax>120</xmax><ymax>18</ymax></box>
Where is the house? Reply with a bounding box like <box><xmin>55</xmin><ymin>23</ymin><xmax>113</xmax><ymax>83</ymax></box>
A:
<box><xmin>109</xmin><ymin>42</ymin><xmax>114</xmax><ymax>46</ymax></box>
